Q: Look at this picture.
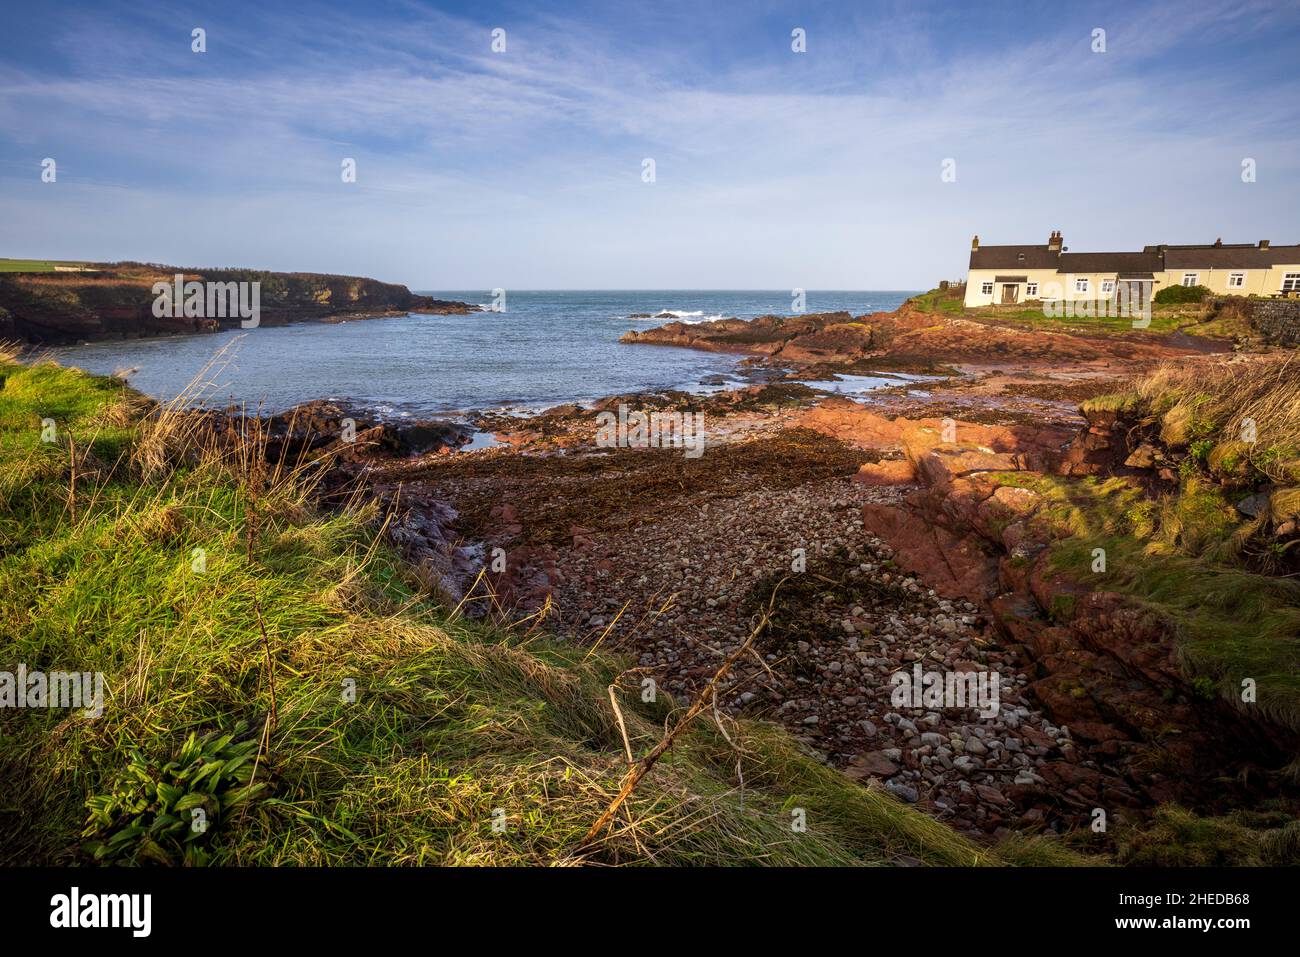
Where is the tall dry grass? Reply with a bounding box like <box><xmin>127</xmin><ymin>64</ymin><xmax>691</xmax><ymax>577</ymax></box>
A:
<box><xmin>1135</xmin><ymin>353</ymin><xmax>1300</xmax><ymax>484</ymax></box>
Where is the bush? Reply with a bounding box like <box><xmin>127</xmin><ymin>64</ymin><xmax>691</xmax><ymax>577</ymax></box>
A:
<box><xmin>1154</xmin><ymin>284</ymin><xmax>1211</xmax><ymax>304</ymax></box>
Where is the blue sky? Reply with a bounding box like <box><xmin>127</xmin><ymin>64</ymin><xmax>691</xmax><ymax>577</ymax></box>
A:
<box><xmin>1</xmin><ymin>0</ymin><xmax>1298</xmax><ymax>289</ymax></box>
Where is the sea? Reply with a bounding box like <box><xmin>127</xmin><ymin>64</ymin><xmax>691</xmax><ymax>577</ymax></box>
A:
<box><xmin>51</xmin><ymin>290</ymin><xmax>916</xmax><ymax>421</ymax></box>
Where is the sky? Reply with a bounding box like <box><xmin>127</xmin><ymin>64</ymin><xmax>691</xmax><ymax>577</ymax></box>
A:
<box><xmin>1</xmin><ymin>0</ymin><xmax>1298</xmax><ymax>290</ymax></box>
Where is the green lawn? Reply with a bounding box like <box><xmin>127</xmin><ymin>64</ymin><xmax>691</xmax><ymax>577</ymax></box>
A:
<box><xmin>0</xmin><ymin>259</ymin><xmax>89</xmax><ymax>273</ymax></box>
<box><xmin>908</xmin><ymin>286</ymin><xmax>1234</xmax><ymax>336</ymax></box>
<box><xmin>986</xmin><ymin>306</ymin><xmax>1189</xmax><ymax>334</ymax></box>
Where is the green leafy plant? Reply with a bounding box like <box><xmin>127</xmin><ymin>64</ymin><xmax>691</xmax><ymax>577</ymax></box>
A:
<box><xmin>1192</xmin><ymin>675</ymin><xmax>1219</xmax><ymax>702</ymax></box>
<box><xmin>1153</xmin><ymin>283</ymin><xmax>1211</xmax><ymax>304</ymax></box>
<box><xmin>83</xmin><ymin>722</ymin><xmax>267</xmax><ymax>865</ymax></box>
<box><xmin>1124</xmin><ymin>499</ymin><xmax>1158</xmax><ymax>538</ymax></box>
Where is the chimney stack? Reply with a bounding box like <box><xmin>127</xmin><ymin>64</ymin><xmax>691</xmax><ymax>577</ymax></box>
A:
<box><xmin>971</xmin><ymin>235</ymin><xmax>980</xmax><ymax>251</ymax></box>
<box><xmin>1260</xmin><ymin>239</ymin><xmax>1271</xmax><ymax>250</ymax></box>
<box><xmin>1047</xmin><ymin>230</ymin><xmax>1063</xmax><ymax>252</ymax></box>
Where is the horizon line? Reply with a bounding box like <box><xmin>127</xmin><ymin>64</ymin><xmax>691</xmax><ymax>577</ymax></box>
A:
<box><xmin>409</xmin><ymin>288</ymin><xmax>928</xmax><ymax>293</ymax></box>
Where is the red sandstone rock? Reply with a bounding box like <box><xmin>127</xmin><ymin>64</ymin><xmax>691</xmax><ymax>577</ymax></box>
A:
<box><xmin>914</xmin><ymin>446</ymin><xmax>1022</xmax><ymax>486</ymax></box>
<box><xmin>854</xmin><ymin>459</ymin><xmax>916</xmax><ymax>485</ymax></box>
<box><xmin>860</xmin><ymin>503</ymin><xmax>998</xmax><ymax>602</ymax></box>
<box><xmin>844</xmin><ymin>750</ymin><xmax>901</xmax><ymax>779</ymax></box>
<box><xmin>621</xmin><ymin>302</ymin><xmax>1221</xmax><ymax>372</ymax></box>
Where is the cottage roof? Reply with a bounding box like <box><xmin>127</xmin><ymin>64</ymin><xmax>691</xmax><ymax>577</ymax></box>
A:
<box><xmin>1160</xmin><ymin>244</ymin><xmax>1300</xmax><ymax>269</ymax></box>
<box><xmin>968</xmin><ymin>245</ymin><xmax>1061</xmax><ymax>270</ymax></box>
<box><xmin>971</xmin><ymin>238</ymin><xmax>1300</xmax><ymax>274</ymax></box>
<box><xmin>1057</xmin><ymin>252</ymin><xmax>1165</xmax><ymax>274</ymax></box>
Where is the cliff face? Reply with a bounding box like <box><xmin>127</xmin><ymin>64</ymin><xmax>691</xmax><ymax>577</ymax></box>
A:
<box><xmin>0</xmin><ymin>262</ymin><xmax>478</xmax><ymax>343</ymax></box>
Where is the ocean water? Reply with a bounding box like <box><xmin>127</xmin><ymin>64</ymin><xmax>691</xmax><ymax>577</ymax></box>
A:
<box><xmin>51</xmin><ymin>290</ymin><xmax>915</xmax><ymax>420</ymax></box>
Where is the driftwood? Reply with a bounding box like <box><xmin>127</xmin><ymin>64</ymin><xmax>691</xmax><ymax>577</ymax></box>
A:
<box><xmin>578</xmin><ymin>580</ymin><xmax>785</xmax><ymax>849</ymax></box>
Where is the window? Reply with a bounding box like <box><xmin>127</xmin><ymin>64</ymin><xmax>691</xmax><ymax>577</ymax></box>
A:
<box><xmin>1026</xmin><ymin>281</ymin><xmax>1038</xmax><ymax>297</ymax></box>
<box><xmin>1101</xmin><ymin>279</ymin><xmax>1115</xmax><ymax>294</ymax></box>
<box><xmin>1075</xmin><ymin>278</ymin><xmax>1089</xmax><ymax>293</ymax></box>
<box><xmin>1228</xmin><ymin>272</ymin><xmax>1245</xmax><ymax>288</ymax></box>
<box><xmin>1283</xmin><ymin>273</ymin><xmax>1300</xmax><ymax>293</ymax></box>
<box><xmin>980</xmin><ymin>281</ymin><xmax>993</xmax><ymax>295</ymax></box>
<box><xmin>1182</xmin><ymin>273</ymin><xmax>1199</xmax><ymax>286</ymax></box>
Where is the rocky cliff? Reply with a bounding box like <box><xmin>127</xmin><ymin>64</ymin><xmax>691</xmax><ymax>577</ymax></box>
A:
<box><xmin>0</xmin><ymin>262</ymin><xmax>479</xmax><ymax>343</ymax></box>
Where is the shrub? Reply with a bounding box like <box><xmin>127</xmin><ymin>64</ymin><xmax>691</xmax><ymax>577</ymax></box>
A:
<box><xmin>1154</xmin><ymin>284</ymin><xmax>1211</xmax><ymax>304</ymax></box>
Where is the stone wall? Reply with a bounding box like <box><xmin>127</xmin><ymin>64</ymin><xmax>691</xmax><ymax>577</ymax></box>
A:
<box><xmin>1250</xmin><ymin>298</ymin><xmax>1300</xmax><ymax>346</ymax></box>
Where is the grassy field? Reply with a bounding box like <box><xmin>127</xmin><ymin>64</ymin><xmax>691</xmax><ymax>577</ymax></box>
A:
<box><xmin>909</xmin><ymin>286</ymin><xmax>967</xmax><ymax>316</ymax></box>
<box><xmin>981</xmin><ymin>305</ymin><xmax>1188</xmax><ymax>334</ymax></box>
<box><xmin>907</xmin><ymin>286</ymin><xmax>1244</xmax><ymax>337</ymax></box>
<box><xmin>0</xmin><ymin>259</ymin><xmax>92</xmax><ymax>273</ymax></box>
<box><xmin>0</xmin><ymin>352</ymin><xmax>1091</xmax><ymax>866</ymax></box>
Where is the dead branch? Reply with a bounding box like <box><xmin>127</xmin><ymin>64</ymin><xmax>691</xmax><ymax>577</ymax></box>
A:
<box><xmin>577</xmin><ymin>578</ymin><xmax>786</xmax><ymax>850</ymax></box>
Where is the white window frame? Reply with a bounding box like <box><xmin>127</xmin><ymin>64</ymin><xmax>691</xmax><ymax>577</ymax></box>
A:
<box><xmin>1182</xmin><ymin>272</ymin><xmax>1199</xmax><ymax>287</ymax></box>
<box><xmin>980</xmin><ymin>281</ymin><xmax>993</xmax><ymax>295</ymax></box>
<box><xmin>1227</xmin><ymin>272</ymin><xmax>1245</xmax><ymax>288</ymax></box>
<box><xmin>1075</xmin><ymin>278</ymin><xmax>1089</xmax><ymax>294</ymax></box>
<box><xmin>1283</xmin><ymin>273</ymin><xmax>1300</xmax><ymax>293</ymax></box>
<box><xmin>1026</xmin><ymin>281</ymin><xmax>1038</xmax><ymax>297</ymax></box>
<box><xmin>1100</xmin><ymin>279</ymin><xmax>1115</xmax><ymax>294</ymax></box>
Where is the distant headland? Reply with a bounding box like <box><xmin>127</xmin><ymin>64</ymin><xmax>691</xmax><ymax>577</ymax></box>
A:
<box><xmin>0</xmin><ymin>259</ymin><xmax>478</xmax><ymax>344</ymax></box>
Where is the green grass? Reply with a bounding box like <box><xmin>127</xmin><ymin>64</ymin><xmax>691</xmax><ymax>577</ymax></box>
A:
<box><xmin>990</xmin><ymin>470</ymin><xmax>1300</xmax><ymax>731</ymax></box>
<box><xmin>1079</xmin><ymin>392</ymin><xmax>1142</xmax><ymax>415</ymax></box>
<box><xmin>0</xmin><ymin>259</ymin><xmax>87</xmax><ymax>273</ymax></box>
<box><xmin>984</xmin><ymin>306</ymin><xmax>1187</xmax><ymax>334</ymax></box>
<box><xmin>0</xmin><ymin>357</ymin><xmax>1086</xmax><ymax>866</ymax></box>
<box><xmin>909</xmin><ymin>286</ymin><xmax>966</xmax><ymax>316</ymax></box>
<box><xmin>1114</xmin><ymin>805</ymin><xmax>1300</xmax><ymax>866</ymax></box>
<box><xmin>907</xmin><ymin>285</ymin><xmax>1229</xmax><ymax>335</ymax></box>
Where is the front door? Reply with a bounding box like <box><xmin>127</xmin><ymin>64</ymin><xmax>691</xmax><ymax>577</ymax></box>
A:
<box><xmin>1120</xmin><ymin>281</ymin><xmax>1152</xmax><ymax>316</ymax></box>
<box><xmin>1001</xmin><ymin>284</ymin><xmax>1018</xmax><ymax>304</ymax></box>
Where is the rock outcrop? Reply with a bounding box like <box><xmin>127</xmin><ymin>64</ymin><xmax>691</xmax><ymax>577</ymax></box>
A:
<box><xmin>621</xmin><ymin>303</ymin><xmax>1224</xmax><ymax>370</ymax></box>
<box><xmin>0</xmin><ymin>263</ymin><xmax>479</xmax><ymax>343</ymax></box>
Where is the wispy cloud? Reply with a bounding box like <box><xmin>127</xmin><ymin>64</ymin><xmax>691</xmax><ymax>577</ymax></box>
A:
<box><xmin>1</xmin><ymin>0</ymin><xmax>1297</xmax><ymax>287</ymax></box>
